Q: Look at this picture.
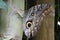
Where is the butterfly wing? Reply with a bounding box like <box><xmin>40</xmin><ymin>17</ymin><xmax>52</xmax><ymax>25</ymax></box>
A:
<box><xmin>23</xmin><ymin>4</ymin><xmax>53</xmax><ymax>38</ymax></box>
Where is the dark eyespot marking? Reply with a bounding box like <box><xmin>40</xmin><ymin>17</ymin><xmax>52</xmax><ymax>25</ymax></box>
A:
<box><xmin>26</xmin><ymin>20</ymin><xmax>32</xmax><ymax>29</ymax></box>
<box><xmin>31</xmin><ymin>13</ymin><xmax>34</xmax><ymax>16</ymax></box>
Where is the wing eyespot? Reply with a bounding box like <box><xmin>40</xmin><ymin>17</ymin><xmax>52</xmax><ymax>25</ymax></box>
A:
<box><xmin>26</xmin><ymin>20</ymin><xmax>32</xmax><ymax>29</ymax></box>
<box><xmin>31</xmin><ymin>13</ymin><xmax>34</xmax><ymax>16</ymax></box>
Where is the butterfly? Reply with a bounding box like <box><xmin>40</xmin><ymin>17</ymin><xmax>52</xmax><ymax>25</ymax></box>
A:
<box><xmin>22</xmin><ymin>3</ymin><xmax>54</xmax><ymax>39</ymax></box>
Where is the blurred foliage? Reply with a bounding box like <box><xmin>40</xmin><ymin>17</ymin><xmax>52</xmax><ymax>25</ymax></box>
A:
<box><xmin>55</xmin><ymin>0</ymin><xmax>60</xmax><ymax>40</ymax></box>
<box><xmin>0</xmin><ymin>0</ymin><xmax>7</xmax><ymax>9</ymax></box>
<box><xmin>22</xmin><ymin>32</ymin><xmax>27</xmax><ymax>40</ymax></box>
<box><xmin>57</xmin><ymin>0</ymin><xmax>60</xmax><ymax>17</ymax></box>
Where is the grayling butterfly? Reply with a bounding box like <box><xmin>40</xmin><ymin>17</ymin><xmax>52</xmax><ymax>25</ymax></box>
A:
<box><xmin>23</xmin><ymin>4</ymin><xmax>54</xmax><ymax>39</ymax></box>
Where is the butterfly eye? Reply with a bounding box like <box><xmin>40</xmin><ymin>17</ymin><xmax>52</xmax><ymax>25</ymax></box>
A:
<box><xmin>26</xmin><ymin>21</ymin><xmax>32</xmax><ymax>29</ymax></box>
<box><xmin>31</xmin><ymin>13</ymin><xmax>34</xmax><ymax>16</ymax></box>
